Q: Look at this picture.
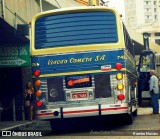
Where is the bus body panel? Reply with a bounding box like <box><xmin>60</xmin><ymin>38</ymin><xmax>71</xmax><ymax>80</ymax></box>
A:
<box><xmin>35</xmin><ymin>103</ymin><xmax>129</xmax><ymax>120</ymax></box>
<box><xmin>32</xmin><ymin>49</ymin><xmax>137</xmax><ymax>121</ymax></box>
<box><xmin>32</xmin><ymin>50</ymin><xmax>125</xmax><ymax>77</ymax></box>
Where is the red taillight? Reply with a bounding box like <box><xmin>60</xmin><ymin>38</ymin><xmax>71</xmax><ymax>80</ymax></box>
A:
<box><xmin>34</xmin><ymin>70</ymin><xmax>40</xmax><ymax>77</ymax></box>
<box><xmin>117</xmin><ymin>94</ymin><xmax>125</xmax><ymax>100</ymax></box>
<box><xmin>115</xmin><ymin>63</ymin><xmax>122</xmax><ymax>70</ymax></box>
<box><xmin>36</xmin><ymin>100</ymin><xmax>43</xmax><ymax>107</ymax></box>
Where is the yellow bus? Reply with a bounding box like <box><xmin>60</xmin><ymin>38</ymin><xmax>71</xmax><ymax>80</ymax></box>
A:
<box><xmin>31</xmin><ymin>6</ymin><xmax>138</xmax><ymax>130</ymax></box>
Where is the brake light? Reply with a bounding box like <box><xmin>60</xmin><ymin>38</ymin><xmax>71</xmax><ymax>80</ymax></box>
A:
<box><xmin>36</xmin><ymin>90</ymin><xmax>42</xmax><ymax>97</ymax></box>
<box><xmin>34</xmin><ymin>80</ymin><xmax>41</xmax><ymax>87</ymax></box>
<box><xmin>115</xmin><ymin>63</ymin><xmax>122</xmax><ymax>70</ymax></box>
<box><xmin>34</xmin><ymin>70</ymin><xmax>40</xmax><ymax>77</ymax></box>
<box><xmin>36</xmin><ymin>100</ymin><xmax>43</xmax><ymax>107</ymax></box>
<box><xmin>117</xmin><ymin>94</ymin><xmax>125</xmax><ymax>100</ymax></box>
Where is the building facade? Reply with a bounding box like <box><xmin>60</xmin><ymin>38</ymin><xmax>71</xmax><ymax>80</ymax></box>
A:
<box><xmin>0</xmin><ymin>0</ymin><xmax>81</xmax><ymax>121</ymax></box>
<box><xmin>124</xmin><ymin>0</ymin><xmax>160</xmax><ymax>46</ymax></box>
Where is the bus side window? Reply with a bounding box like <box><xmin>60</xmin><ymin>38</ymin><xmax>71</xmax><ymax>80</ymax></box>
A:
<box><xmin>140</xmin><ymin>56</ymin><xmax>147</xmax><ymax>72</ymax></box>
<box><xmin>140</xmin><ymin>65</ymin><xmax>147</xmax><ymax>72</ymax></box>
<box><xmin>148</xmin><ymin>54</ymin><xmax>154</xmax><ymax>69</ymax></box>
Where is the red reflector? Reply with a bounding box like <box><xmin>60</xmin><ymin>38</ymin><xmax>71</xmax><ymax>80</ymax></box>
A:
<box><xmin>34</xmin><ymin>70</ymin><xmax>40</xmax><ymax>77</ymax></box>
<box><xmin>115</xmin><ymin>63</ymin><xmax>122</xmax><ymax>70</ymax></box>
<box><xmin>117</xmin><ymin>94</ymin><xmax>125</xmax><ymax>100</ymax></box>
<box><xmin>36</xmin><ymin>101</ymin><xmax>42</xmax><ymax>107</ymax></box>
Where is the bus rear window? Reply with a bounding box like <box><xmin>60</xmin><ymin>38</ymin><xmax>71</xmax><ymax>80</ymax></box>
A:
<box><xmin>35</xmin><ymin>11</ymin><xmax>118</xmax><ymax>49</ymax></box>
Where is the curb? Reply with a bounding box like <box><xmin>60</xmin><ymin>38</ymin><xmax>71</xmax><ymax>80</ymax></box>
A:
<box><xmin>0</xmin><ymin>121</ymin><xmax>35</xmax><ymax>131</ymax></box>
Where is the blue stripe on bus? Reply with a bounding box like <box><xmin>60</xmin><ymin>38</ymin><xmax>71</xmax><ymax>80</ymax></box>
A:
<box><xmin>31</xmin><ymin>50</ymin><xmax>124</xmax><ymax>75</ymax></box>
<box><xmin>35</xmin><ymin>11</ymin><xmax>118</xmax><ymax>49</ymax></box>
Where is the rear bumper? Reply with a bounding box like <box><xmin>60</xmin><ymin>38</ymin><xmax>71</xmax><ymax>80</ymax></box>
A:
<box><xmin>35</xmin><ymin>103</ymin><xmax>130</xmax><ymax>120</ymax></box>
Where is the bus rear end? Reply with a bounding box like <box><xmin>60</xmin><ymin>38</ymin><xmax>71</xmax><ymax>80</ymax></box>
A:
<box><xmin>32</xmin><ymin>50</ymin><xmax>128</xmax><ymax>116</ymax></box>
<box><xmin>31</xmin><ymin>6</ymin><xmax>138</xmax><ymax>128</ymax></box>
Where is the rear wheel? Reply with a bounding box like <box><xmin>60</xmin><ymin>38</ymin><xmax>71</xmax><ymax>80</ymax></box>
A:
<box><xmin>50</xmin><ymin>120</ymin><xmax>61</xmax><ymax>131</ymax></box>
<box><xmin>50</xmin><ymin>119</ymin><xmax>75</xmax><ymax>132</ymax></box>
<box><xmin>125</xmin><ymin>106</ymin><xmax>133</xmax><ymax>125</ymax></box>
<box><xmin>50</xmin><ymin>120</ymin><xmax>68</xmax><ymax>132</ymax></box>
<box><xmin>126</xmin><ymin>113</ymin><xmax>133</xmax><ymax>125</ymax></box>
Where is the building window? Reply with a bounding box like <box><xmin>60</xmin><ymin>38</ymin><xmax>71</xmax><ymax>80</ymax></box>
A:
<box><xmin>155</xmin><ymin>39</ymin><xmax>160</xmax><ymax>45</ymax></box>
<box><xmin>145</xmin><ymin>15</ymin><xmax>150</xmax><ymax>20</ymax></box>
<box><xmin>154</xmin><ymin>1</ymin><xmax>156</xmax><ymax>5</ymax></box>
<box><xmin>148</xmin><ymin>33</ymin><xmax>151</xmax><ymax>37</ymax></box>
<box><xmin>146</xmin><ymin>1</ymin><xmax>148</xmax><ymax>5</ymax></box>
<box><xmin>155</xmin><ymin>15</ymin><xmax>157</xmax><ymax>19</ymax></box>
<box><xmin>155</xmin><ymin>32</ymin><xmax>160</xmax><ymax>36</ymax></box>
<box><xmin>154</xmin><ymin>8</ymin><xmax>157</xmax><ymax>12</ymax></box>
<box><xmin>146</xmin><ymin>8</ymin><xmax>151</xmax><ymax>12</ymax></box>
<box><xmin>145</xmin><ymin>1</ymin><xmax>151</xmax><ymax>5</ymax></box>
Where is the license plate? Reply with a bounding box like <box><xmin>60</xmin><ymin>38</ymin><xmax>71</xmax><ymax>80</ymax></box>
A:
<box><xmin>72</xmin><ymin>93</ymin><xmax>87</xmax><ymax>99</ymax></box>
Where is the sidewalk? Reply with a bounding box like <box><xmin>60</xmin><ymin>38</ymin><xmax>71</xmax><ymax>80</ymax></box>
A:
<box><xmin>0</xmin><ymin>120</ymin><xmax>35</xmax><ymax>131</ymax></box>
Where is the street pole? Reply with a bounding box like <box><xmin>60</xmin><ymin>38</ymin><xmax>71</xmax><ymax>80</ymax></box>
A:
<box><xmin>143</xmin><ymin>32</ymin><xmax>150</xmax><ymax>50</ymax></box>
<box><xmin>13</xmin><ymin>98</ymin><xmax>16</xmax><ymax>122</ymax></box>
<box><xmin>40</xmin><ymin>0</ymin><xmax>43</xmax><ymax>13</ymax></box>
<box><xmin>2</xmin><ymin>0</ymin><xmax>5</xmax><ymax>19</ymax></box>
<box><xmin>88</xmin><ymin>0</ymin><xmax>98</xmax><ymax>6</ymax></box>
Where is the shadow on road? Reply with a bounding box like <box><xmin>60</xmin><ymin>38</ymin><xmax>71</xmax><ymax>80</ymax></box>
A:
<box><xmin>45</xmin><ymin>115</ymin><xmax>132</xmax><ymax>136</ymax></box>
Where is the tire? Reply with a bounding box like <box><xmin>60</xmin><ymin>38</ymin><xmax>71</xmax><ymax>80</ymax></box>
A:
<box><xmin>50</xmin><ymin>120</ymin><xmax>64</xmax><ymax>132</ymax></box>
<box><xmin>50</xmin><ymin>119</ymin><xmax>73</xmax><ymax>132</ymax></box>
<box><xmin>126</xmin><ymin>113</ymin><xmax>133</xmax><ymax>125</ymax></box>
<box><xmin>125</xmin><ymin>105</ymin><xmax>134</xmax><ymax>125</ymax></box>
<box><xmin>50</xmin><ymin>120</ymin><xmax>59</xmax><ymax>131</ymax></box>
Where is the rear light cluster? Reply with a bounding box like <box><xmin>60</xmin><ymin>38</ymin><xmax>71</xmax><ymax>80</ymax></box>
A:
<box><xmin>118</xmin><ymin>94</ymin><xmax>125</xmax><ymax>100</ymax></box>
<box><xmin>33</xmin><ymin>68</ymin><xmax>43</xmax><ymax>107</ymax></box>
<box><xmin>115</xmin><ymin>63</ymin><xmax>125</xmax><ymax>101</ymax></box>
<box><xmin>34</xmin><ymin>70</ymin><xmax>40</xmax><ymax>77</ymax></box>
<box><xmin>115</xmin><ymin>63</ymin><xmax>122</xmax><ymax>70</ymax></box>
